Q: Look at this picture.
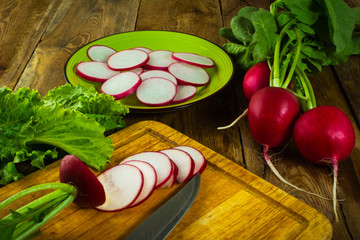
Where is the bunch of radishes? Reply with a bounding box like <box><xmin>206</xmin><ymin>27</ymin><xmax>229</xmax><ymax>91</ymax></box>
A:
<box><xmin>219</xmin><ymin>61</ymin><xmax>356</xmax><ymax>221</ymax></box>
<box><xmin>76</xmin><ymin>45</ymin><xmax>214</xmax><ymax>106</ymax></box>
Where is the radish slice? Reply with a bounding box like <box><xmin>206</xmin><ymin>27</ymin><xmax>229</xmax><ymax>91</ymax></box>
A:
<box><xmin>101</xmin><ymin>72</ymin><xmax>141</xmax><ymax>100</ymax></box>
<box><xmin>172</xmin><ymin>85</ymin><xmax>197</xmax><ymax>104</ymax></box>
<box><xmin>95</xmin><ymin>164</ymin><xmax>143</xmax><ymax>212</ymax></box>
<box><xmin>107</xmin><ymin>49</ymin><xmax>149</xmax><ymax>71</ymax></box>
<box><xmin>128</xmin><ymin>67</ymin><xmax>144</xmax><ymax>75</ymax></box>
<box><xmin>160</xmin><ymin>149</ymin><xmax>195</xmax><ymax>183</ymax></box>
<box><xmin>133</xmin><ymin>47</ymin><xmax>152</xmax><ymax>53</ymax></box>
<box><xmin>140</xmin><ymin>70</ymin><xmax>177</xmax><ymax>85</ymax></box>
<box><xmin>87</xmin><ymin>45</ymin><xmax>116</xmax><ymax>62</ymax></box>
<box><xmin>160</xmin><ymin>161</ymin><xmax>177</xmax><ymax>189</ymax></box>
<box><xmin>173</xmin><ymin>146</ymin><xmax>206</xmax><ymax>176</ymax></box>
<box><xmin>123</xmin><ymin>161</ymin><xmax>157</xmax><ymax>207</ymax></box>
<box><xmin>136</xmin><ymin>77</ymin><xmax>177</xmax><ymax>106</ymax></box>
<box><xmin>144</xmin><ymin>50</ymin><xmax>177</xmax><ymax>70</ymax></box>
<box><xmin>168</xmin><ymin>62</ymin><xmax>210</xmax><ymax>86</ymax></box>
<box><xmin>172</xmin><ymin>52</ymin><xmax>214</xmax><ymax>68</ymax></box>
<box><xmin>122</xmin><ymin>151</ymin><xmax>173</xmax><ymax>188</ymax></box>
<box><xmin>76</xmin><ymin>62</ymin><xmax>120</xmax><ymax>82</ymax></box>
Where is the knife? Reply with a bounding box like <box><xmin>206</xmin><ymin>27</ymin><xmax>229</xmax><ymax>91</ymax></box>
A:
<box><xmin>125</xmin><ymin>173</ymin><xmax>201</xmax><ymax>240</ymax></box>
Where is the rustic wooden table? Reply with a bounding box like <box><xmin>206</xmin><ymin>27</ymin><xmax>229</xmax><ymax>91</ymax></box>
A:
<box><xmin>1</xmin><ymin>0</ymin><xmax>359</xmax><ymax>239</ymax></box>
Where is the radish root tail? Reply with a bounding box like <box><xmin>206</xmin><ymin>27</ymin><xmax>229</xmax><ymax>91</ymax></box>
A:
<box><xmin>263</xmin><ymin>145</ymin><xmax>331</xmax><ymax>201</ymax></box>
<box><xmin>333</xmin><ymin>158</ymin><xmax>339</xmax><ymax>222</ymax></box>
<box><xmin>217</xmin><ymin>108</ymin><xmax>248</xmax><ymax>130</ymax></box>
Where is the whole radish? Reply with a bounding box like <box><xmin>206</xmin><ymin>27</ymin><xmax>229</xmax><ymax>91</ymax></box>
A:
<box><xmin>218</xmin><ymin>61</ymin><xmax>270</xmax><ymax>130</ymax></box>
<box><xmin>293</xmin><ymin>106</ymin><xmax>356</xmax><ymax>221</ymax></box>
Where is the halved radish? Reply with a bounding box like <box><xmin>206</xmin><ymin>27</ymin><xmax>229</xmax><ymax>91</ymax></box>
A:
<box><xmin>160</xmin><ymin>149</ymin><xmax>195</xmax><ymax>183</ymax></box>
<box><xmin>107</xmin><ymin>49</ymin><xmax>149</xmax><ymax>71</ymax></box>
<box><xmin>172</xmin><ymin>85</ymin><xmax>197</xmax><ymax>104</ymax></box>
<box><xmin>87</xmin><ymin>45</ymin><xmax>116</xmax><ymax>62</ymax></box>
<box><xmin>123</xmin><ymin>160</ymin><xmax>157</xmax><ymax>207</ymax></box>
<box><xmin>95</xmin><ymin>164</ymin><xmax>143</xmax><ymax>212</ymax></box>
<box><xmin>133</xmin><ymin>47</ymin><xmax>152</xmax><ymax>53</ymax></box>
<box><xmin>173</xmin><ymin>146</ymin><xmax>206</xmax><ymax>176</ymax></box>
<box><xmin>140</xmin><ymin>70</ymin><xmax>177</xmax><ymax>85</ymax></box>
<box><xmin>172</xmin><ymin>52</ymin><xmax>214</xmax><ymax>68</ymax></box>
<box><xmin>144</xmin><ymin>50</ymin><xmax>177</xmax><ymax>70</ymax></box>
<box><xmin>59</xmin><ymin>155</ymin><xmax>106</xmax><ymax>208</ymax></box>
<box><xmin>160</xmin><ymin>161</ymin><xmax>178</xmax><ymax>189</ymax></box>
<box><xmin>136</xmin><ymin>77</ymin><xmax>177</xmax><ymax>106</ymax></box>
<box><xmin>122</xmin><ymin>151</ymin><xmax>173</xmax><ymax>188</ymax></box>
<box><xmin>168</xmin><ymin>62</ymin><xmax>210</xmax><ymax>86</ymax></box>
<box><xmin>76</xmin><ymin>61</ymin><xmax>120</xmax><ymax>82</ymax></box>
<box><xmin>101</xmin><ymin>71</ymin><xmax>141</xmax><ymax>100</ymax></box>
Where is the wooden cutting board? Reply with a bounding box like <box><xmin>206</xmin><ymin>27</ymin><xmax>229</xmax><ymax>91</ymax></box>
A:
<box><xmin>0</xmin><ymin>120</ymin><xmax>332</xmax><ymax>239</ymax></box>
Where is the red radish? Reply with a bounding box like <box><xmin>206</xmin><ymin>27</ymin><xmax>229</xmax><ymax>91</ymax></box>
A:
<box><xmin>171</xmin><ymin>52</ymin><xmax>214</xmax><ymax>68</ymax></box>
<box><xmin>173</xmin><ymin>146</ymin><xmax>206</xmax><ymax>177</ymax></box>
<box><xmin>218</xmin><ymin>61</ymin><xmax>270</xmax><ymax>130</ymax></box>
<box><xmin>76</xmin><ymin>62</ymin><xmax>120</xmax><ymax>82</ymax></box>
<box><xmin>168</xmin><ymin>62</ymin><xmax>210</xmax><ymax>87</ymax></box>
<box><xmin>172</xmin><ymin>85</ymin><xmax>197</xmax><ymax>104</ymax></box>
<box><xmin>87</xmin><ymin>45</ymin><xmax>116</xmax><ymax>62</ymax></box>
<box><xmin>59</xmin><ymin>155</ymin><xmax>105</xmax><ymax>208</ymax></box>
<box><xmin>144</xmin><ymin>50</ymin><xmax>177</xmax><ymax>70</ymax></box>
<box><xmin>136</xmin><ymin>77</ymin><xmax>177</xmax><ymax>106</ymax></box>
<box><xmin>160</xmin><ymin>161</ymin><xmax>178</xmax><ymax>189</ymax></box>
<box><xmin>95</xmin><ymin>164</ymin><xmax>143</xmax><ymax>212</ymax></box>
<box><xmin>123</xmin><ymin>161</ymin><xmax>157</xmax><ymax>207</ymax></box>
<box><xmin>133</xmin><ymin>47</ymin><xmax>152</xmax><ymax>53</ymax></box>
<box><xmin>101</xmin><ymin>71</ymin><xmax>141</xmax><ymax>100</ymax></box>
<box><xmin>122</xmin><ymin>151</ymin><xmax>173</xmax><ymax>188</ymax></box>
<box><xmin>107</xmin><ymin>49</ymin><xmax>149</xmax><ymax>71</ymax></box>
<box><xmin>161</xmin><ymin>148</ymin><xmax>195</xmax><ymax>183</ymax></box>
<box><xmin>140</xmin><ymin>70</ymin><xmax>177</xmax><ymax>85</ymax></box>
<box><xmin>293</xmin><ymin>106</ymin><xmax>356</xmax><ymax>221</ymax></box>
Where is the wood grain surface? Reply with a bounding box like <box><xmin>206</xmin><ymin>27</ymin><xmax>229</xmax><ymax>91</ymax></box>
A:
<box><xmin>1</xmin><ymin>0</ymin><xmax>359</xmax><ymax>239</ymax></box>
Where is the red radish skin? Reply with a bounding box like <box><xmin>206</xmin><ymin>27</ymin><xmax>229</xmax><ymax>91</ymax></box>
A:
<box><xmin>293</xmin><ymin>106</ymin><xmax>356</xmax><ymax>221</ymax></box>
<box><xmin>140</xmin><ymin>70</ymin><xmax>177</xmax><ymax>85</ymax></box>
<box><xmin>161</xmin><ymin>148</ymin><xmax>195</xmax><ymax>183</ymax></box>
<box><xmin>145</xmin><ymin>50</ymin><xmax>177</xmax><ymax>70</ymax></box>
<box><xmin>101</xmin><ymin>71</ymin><xmax>141</xmax><ymax>100</ymax></box>
<box><xmin>107</xmin><ymin>49</ymin><xmax>149</xmax><ymax>71</ymax></box>
<box><xmin>87</xmin><ymin>45</ymin><xmax>116</xmax><ymax>62</ymax></box>
<box><xmin>172</xmin><ymin>85</ymin><xmax>197</xmax><ymax>104</ymax></box>
<box><xmin>76</xmin><ymin>62</ymin><xmax>120</xmax><ymax>83</ymax></box>
<box><xmin>171</xmin><ymin>52</ymin><xmax>214</xmax><ymax>68</ymax></box>
<box><xmin>132</xmin><ymin>47</ymin><xmax>152</xmax><ymax>53</ymax></box>
<box><xmin>59</xmin><ymin>155</ymin><xmax>105</xmax><ymax>208</ymax></box>
<box><xmin>160</xmin><ymin>161</ymin><xmax>178</xmax><ymax>189</ymax></box>
<box><xmin>173</xmin><ymin>146</ymin><xmax>206</xmax><ymax>177</ymax></box>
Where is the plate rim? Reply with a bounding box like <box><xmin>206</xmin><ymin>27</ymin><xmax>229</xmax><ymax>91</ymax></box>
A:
<box><xmin>63</xmin><ymin>30</ymin><xmax>235</xmax><ymax>113</ymax></box>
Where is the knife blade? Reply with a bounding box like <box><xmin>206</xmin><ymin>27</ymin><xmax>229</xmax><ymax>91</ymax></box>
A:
<box><xmin>125</xmin><ymin>173</ymin><xmax>201</xmax><ymax>240</ymax></box>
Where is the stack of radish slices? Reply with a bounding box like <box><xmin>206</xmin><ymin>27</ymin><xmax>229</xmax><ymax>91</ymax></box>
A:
<box><xmin>76</xmin><ymin>45</ymin><xmax>215</xmax><ymax>106</ymax></box>
<box><xmin>95</xmin><ymin>146</ymin><xmax>206</xmax><ymax>212</ymax></box>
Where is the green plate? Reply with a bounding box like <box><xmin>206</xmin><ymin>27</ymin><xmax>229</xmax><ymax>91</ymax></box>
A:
<box><xmin>64</xmin><ymin>31</ymin><xmax>234</xmax><ymax>112</ymax></box>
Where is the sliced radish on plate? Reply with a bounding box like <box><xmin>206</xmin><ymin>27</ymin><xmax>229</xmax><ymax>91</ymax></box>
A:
<box><xmin>107</xmin><ymin>49</ymin><xmax>149</xmax><ymax>71</ymax></box>
<box><xmin>132</xmin><ymin>47</ymin><xmax>152</xmax><ymax>53</ymax></box>
<box><xmin>140</xmin><ymin>70</ymin><xmax>177</xmax><ymax>85</ymax></box>
<box><xmin>173</xmin><ymin>146</ymin><xmax>206</xmax><ymax>176</ymax></box>
<box><xmin>172</xmin><ymin>52</ymin><xmax>214</xmax><ymax>68</ymax></box>
<box><xmin>172</xmin><ymin>85</ymin><xmax>197</xmax><ymax>104</ymax></box>
<box><xmin>123</xmin><ymin>160</ymin><xmax>157</xmax><ymax>207</ymax></box>
<box><xmin>101</xmin><ymin>71</ymin><xmax>141</xmax><ymax>100</ymax></box>
<box><xmin>87</xmin><ymin>45</ymin><xmax>116</xmax><ymax>62</ymax></box>
<box><xmin>95</xmin><ymin>164</ymin><xmax>143</xmax><ymax>212</ymax></box>
<box><xmin>160</xmin><ymin>149</ymin><xmax>195</xmax><ymax>183</ymax></box>
<box><xmin>76</xmin><ymin>61</ymin><xmax>120</xmax><ymax>82</ymax></box>
<box><xmin>145</xmin><ymin>50</ymin><xmax>177</xmax><ymax>70</ymax></box>
<box><xmin>168</xmin><ymin>62</ymin><xmax>210</xmax><ymax>86</ymax></box>
<box><xmin>128</xmin><ymin>67</ymin><xmax>144</xmax><ymax>75</ymax></box>
<box><xmin>136</xmin><ymin>77</ymin><xmax>177</xmax><ymax>106</ymax></box>
<box><xmin>122</xmin><ymin>151</ymin><xmax>173</xmax><ymax>188</ymax></box>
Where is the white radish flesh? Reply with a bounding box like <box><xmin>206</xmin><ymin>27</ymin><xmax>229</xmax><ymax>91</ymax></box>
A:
<box><xmin>123</xmin><ymin>161</ymin><xmax>157</xmax><ymax>207</ymax></box>
<box><xmin>122</xmin><ymin>151</ymin><xmax>173</xmax><ymax>188</ymax></box>
<box><xmin>172</xmin><ymin>85</ymin><xmax>197</xmax><ymax>104</ymax></box>
<box><xmin>95</xmin><ymin>164</ymin><xmax>143</xmax><ymax>212</ymax></box>
<box><xmin>87</xmin><ymin>45</ymin><xmax>116</xmax><ymax>62</ymax></box>
<box><xmin>107</xmin><ymin>49</ymin><xmax>149</xmax><ymax>71</ymax></box>
<box><xmin>168</xmin><ymin>62</ymin><xmax>210</xmax><ymax>86</ymax></box>
<box><xmin>172</xmin><ymin>52</ymin><xmax>214</xmax><ymax>68</ymax></box>
<box><xmin>160</xmin><ymin>161</ymin><xmax>177</xmax><ymax>189</ymax></box>
<box><xmin>161</xmin><ymin>149</ymin><xmax>195</xmax><ymax>183</ymax></box>
<box><xmin>128</xmin><ymin>67</ymin><xmax>144</xmax><ymax>75</ymax></box>
<box><xmin>173</xmin><ymin>146</ymin><xmax>206</xmax><ymax>176</ymax></box>
<box><xmin>136</xmin><ymin>77</ymin><xmax>177</xmax><ymax>106</ymax></box>
<box><xmin>132</xmin><ymin>47</ymin><xmax>152</xmax><ymax>53</ymax></box>
<box><xmin>145</xmin><ymin>50</ymin><xmax>177</xmax><ymax>70</ymax></box>
<box><xmin>101</xmin><ymin>71</ymin><xmax>141</xmax><ymax>100</ymax></box>
<box><xmin>77</xmin><ymin>62</ymin><xmax>120</xmax><ymax>82</ymax></box>
<box><xmin>140</xmin><ymin>70</ymin><xmax>177</xmax><ymax>85</ymax></box>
